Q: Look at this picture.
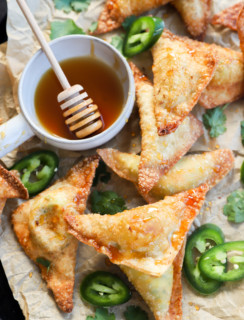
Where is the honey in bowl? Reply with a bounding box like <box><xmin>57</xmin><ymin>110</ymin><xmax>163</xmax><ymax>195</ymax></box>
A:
<box><xmin>35</xmin><ymin>56</ymin><xmax>124</xmax><ymax>140</ymax></box>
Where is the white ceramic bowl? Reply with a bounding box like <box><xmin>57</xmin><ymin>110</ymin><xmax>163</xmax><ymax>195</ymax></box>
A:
<box><xmin>0</xmin><ymin>35</ymin><xmax>135</xmax><ymax>157</ymax></box>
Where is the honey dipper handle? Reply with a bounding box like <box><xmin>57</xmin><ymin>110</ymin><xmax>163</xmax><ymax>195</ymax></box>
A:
<box><xmin>16</xmin><ymin>0</ymin><xmax>70</xmax><ymax>90</ymax></box>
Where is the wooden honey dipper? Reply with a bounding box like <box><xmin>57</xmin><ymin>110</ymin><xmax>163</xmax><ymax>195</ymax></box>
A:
<box><xmin>17</xmin><ymin>0</ymin><xmax>103</xmax><ymax>139</ymax></box>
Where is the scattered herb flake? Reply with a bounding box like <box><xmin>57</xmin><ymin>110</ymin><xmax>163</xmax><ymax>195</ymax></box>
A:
<box><xmin>124</xmin><ymin>306</ymin><xmax>148</xmax><ymax>320</ymax></box>
<box><xmin>54</xmin><ymin>0</ymin><xmax>90</xmax><ymax>12</ymax></box>
<box><xmin>110</xmin><ymin>34</ymin><xmax>125</xmax><ymax>54</ymax></box>
<box><xmin>122</xmin><ymin>15</ymin><xmax>137</xmax><ymax>31</ymax></box>
<box><xmin>93</xmin><ymin>161</ymin><xmax>111</xmax><ymax>186</ymax></box>
<box><xmin>91</xmin><ymin>190</ymin><xmax>127</xmax><ymax>215</ymax></box>
<box><xmin>241</xmin><ymin>121</ymin><xmax>244</xmax><ymax>146</ymax></box>
<box><xmin>202</xmin><ymin>106</ymin><xmax>227</xmax><ymax>138</ymax></box>
<box><xmin>50</xmin><ymin>19</ymin><xmax>85</xmax><ymax>40</ymax></box>
<box><xmin>223</xmin><ymin>190</ymin><xmax>244</xmax><ymax>223</ymax></box>
<box><xmin>86</xmin><ymin>307</ymin><xmax>115</xmax><ymax>320</ymax></box>
<box><xmin>36</xmin><ymin>257</ymin><xmax>51</xmax><ymax>272</ymax></box>
<box><xmin>89</xmin><ymin>21</ymin><xmax>98</xmax><ymax>33</ymax></box>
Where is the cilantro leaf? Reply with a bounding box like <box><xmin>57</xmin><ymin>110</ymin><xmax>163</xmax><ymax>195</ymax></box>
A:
<box><xmin>241</xmin><ymin>121</ymin><xmax>244</xmax><ymax>146</ymax></box>
<box><xmin>122</xmin><ymin>15</ymin><xmax>137</xmax><ymax>31</ymax></box>
<box><xmin>124</xmin><ymin>306</ymin><xmax>148</xmax><ymax>320</ymax></box>
<box><xmin>202</xmin><ymin>107</ymin><xmax>227</xmax><ymax>138</ymax></box>
<box><xmin>223</xmin><ymin>190</ymin><xmax>244</xmax><ymax>223</ymax></box>
<box><xmin>89</xmin><ymin>21</ymin><xmax>98</xmax><ymax>33</ymax></box>
<box><xmin>50</xmin><ymin>20</ymin><xmax>85</xmax><ymax>40</ymax></box>
<box><xmin>91</xmin><ymin>190</ymin><xmax>127</xmax><ymax>215</ymax></box>
<box><xmin>36</xmin><ymin>257</ymin><xmax>51</xmax><ymax>272</ymax></box>
<box><xmin>93</xmin><ymin>161</ymin><xmax>111</xmax><ymax>186</ymax></box>
<box><xmin>110</xmin><ymin>34</ymin><xmax>125</xmax><ymax>54</ymax></box>
<box><xmin>54</xmin><ymin>0</ymin><xmax>90</xmax><ymax>13</ymax></box>
<box><xmin>71</xmin><ymin>0</ymin><xmax>90</xmax><ymax>12</ymax></box>
<box><xmin>86</xmin><ymin>308</ymin><xmax>115</xmax><ymax>320</ymax></box>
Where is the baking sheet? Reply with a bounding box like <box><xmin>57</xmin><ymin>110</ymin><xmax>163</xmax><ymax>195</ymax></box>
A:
<box><xmin>0</xmin><ymin>0</ymin><xmax>244</xmax><ymax>319</ymax></box>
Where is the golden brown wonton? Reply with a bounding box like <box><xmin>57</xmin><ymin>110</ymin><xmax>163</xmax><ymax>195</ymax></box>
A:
<box><xmin>152</xmin><ymin>30</ymin><xmax>216</xmax><ymax>135</ymax></box>
<box><xmin>95</xmin><ymin>0</ymin><xmax>171</xmax><ymax>34</ymax></box>
<box><xmin>130</xmin><ymin>62</ymin><xmax>203</xmax><ymax>194</ymax></box>
<box><xmin>0</xmin><ymin>165</ymin><xmax>28</xmax><ymax>219</ymax></box>
<box><xmin>121</xmin><ymin>241</ymin><xmax>185</xmax><ymax>320</ymax></box>
<box><xmin>197</xmin><ymin>41</ymin><xmax>244</xmax><ymax>109</ymax></box>
<box><xmin>66</xmin><ymin>185</ymin><xmax>208</xmax><ymax>277</ymax></box>
<box><xmin>12</xmin><ymin>156</ymin><xmax>99</xmax><ymax>313</ymax></box>
<box><xmin>160</xmin><ymin>31</ymin><xmax>244</xmax><ymax>109</ymax></box>
<box><xmin>97</xmin><ymin>148</ymin><xmax>234</xmax><ymax>203</ymax></box>
<box><xmin>173</xmin><ymin>0</ymin><xmax>211</xmax><ymax>39</ymax></box>
<box><xmin>237</xmin><ymin>5</ymin><xmax>244</xmax><ymax>54</ymax></box>
<box><xmin>212</xmin><ymin>2</ymin><xmax>243</xmax><ymax>31</ymax></box>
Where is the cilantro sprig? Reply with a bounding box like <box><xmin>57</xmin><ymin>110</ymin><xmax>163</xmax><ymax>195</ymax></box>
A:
<box><xmin>50</xmin><ymin>19</ymin><xmax>85</xmax><ymax>40</ymax></box>
<box><xmin>110</xmin><ymin>34</ymin><xmax>126</xmax><ymax>54</ymax></box>
<box><xmin>122</xmin><ymin>16</ymin><xmax>137</xmax><ymax>32</ymax></box>
<box><xmin>54</xmin><ymin>0</ymin><xmax>90</xmax><ymax>13</ymax></box>
<box><xmin>223</xmin><ymin>190</ymin><xmax>244</xmax><ymax>223</ymax></box>
<box><xmin>202</xmin><ymin>105</ymin><xmax>228</xmax><ymax>138</ymax></box>
<box><xmin>91</xmin><ymin>190</ymin><xmax>127</xmax><ymax>215</ymax></box>
<box><xmin>124</xmin><ymin>306</ymin><xmax>148</xmax><ymax>320</ymax></box>
<box><xmin>87</xmin><ymin>308</ymin><xmax>115</xmax><ymax>320</ymax></box>
<box><xmin>93</xmin><ymin>161</ymin><xmax>111</xmax><ymax>186</ymax></box>
<box><xmin>89</xmin><ymin>21</ymin><xmax>98</xmax><ymax>33</ymax></box>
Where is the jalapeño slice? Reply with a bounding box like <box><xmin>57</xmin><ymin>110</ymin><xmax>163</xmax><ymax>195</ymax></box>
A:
<box><xmin>183</xmin><ymin>224</ymin><xmax>225</xmax><ymax>295</ymax></box>
<box><xmin>80</xmin><ymin>271</ymin><xmax>131</xmax><ymax>306</ymax></box>
<box><xmin>11</xmin><ymin>150</ymin><xmax>59</xmax><ymax>196</ymax></box>
<box><xmin>199</xmin><ymin>241</ymin><xmax>244</xmax><ymax>282</ymax></box>
<box><xmin>123</xmin><ymin>16</ymin><xmax>164</xmax><ymax>57</ymax></box>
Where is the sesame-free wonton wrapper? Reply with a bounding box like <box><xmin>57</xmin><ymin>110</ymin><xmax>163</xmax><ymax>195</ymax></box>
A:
<box><xmin>65</xmin><ymin>185</ymin><xmax>208</xmax><ymax>277</ymax></box>
<box><xmin>97</xmin><ymin>148</ymin><xmax>234</xmax><ymax>203</ymax></box>
<box><xmin>12</xmin><ymin>156</ymin><xmax>99</xmax><ymax>313</ymax></box>
<box><xmin>130</xmin><ymin>62</ymin><xmax>203</xmax><ymax>194</ymax></box>
<box><xmin>173</xmin><ymin>0</ymin><xmax>211</xmax><ymax>39</ymax></box>
<box><xmin>212</xmin><ymin>2</ymin><xmax>243</xmax><ymax>31</ymax></box>
<box><xmin>152</xmin><ymin>30</ymin><xmax>216</xmax><ymax>135</ymax></box>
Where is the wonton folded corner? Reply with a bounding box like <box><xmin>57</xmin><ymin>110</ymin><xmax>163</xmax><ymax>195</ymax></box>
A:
<box><xmin>152</xmin><ymin>29</ymin><xmax>216</xmax><ymax>135</ymax></box>
<box><xmin>130</xmin><ymin>61</ymin><xmax>203</xmax><ymax>195</ymax></box>
<box><xmin>12</xmin><ymin>156</ymin><xmax>99</xmax><ymax>313</ymax></box>
<box><xmin>65</xmin><ymin>184</ymin><xmax>208</xmax><ymax>277</ymax></box>
<box><xmin>97</xmin><ymin>148</ymin><xmax>234</xmax><ymax>203</ymax></box>
<box><xmin>0</xmin><ymin>165</ymin><xmax>28</xmax><ymax>221</ymax></box>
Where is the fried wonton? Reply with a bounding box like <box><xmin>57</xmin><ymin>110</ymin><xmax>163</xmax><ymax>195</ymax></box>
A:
<box><xmin>152</xmin><ymin>30</ymin><xmax>216</xmax><ymax>135</ymax></box>
<box><xmin>237</xmin><ymin>5</ymin><xmax>244</xmax><ymax>54</ymax></box>
<box><xmin>66</xmin><ymin>185</ymin><xmax>208</xmax><ymax>277</ymax></box>
<box><xmin>121</xmin><ymin>242</ymin><xmax>185</xmax><ymax>320</ymax></box>
<box><xmin>173</xmin><ymin>0</ymin><xmax>211</xmax><ymax>39</ymax></box>
<box><xmin>12</xmin><ymin>156</ymin><xmax>99</xmax><ymax>313</ymax></box>
<box><xmin>97</xmin><ymin>148</ymin><xmax>234</xmax><ymax>203</ymax></box>
<box><xmin>191</xmin><ymin>40</ymin><xmax>244</xmax><ymax>109</ymax></box>
<box><xmin>130</xmin><ymin>62</ymin><xmax>203</xmax><ymax>194</ymax></box>
<box><xmin>212</xmin><ymin>2</ymin><xmax>243</xmax><ymax>31</ymax></box>
<box><xmin>0</xmin><ymin>165</ymin><xmax>28</xmax><ymax>219</ymax></box>
<box><xmin>95</xmin><ymin>0</ymin><xmax>171</xmax><ymax>34</ymax></box>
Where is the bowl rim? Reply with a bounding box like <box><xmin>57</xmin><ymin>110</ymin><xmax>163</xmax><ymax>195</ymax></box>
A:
<box><xmin>18</xmin><ymin>34</ymin><xmax>135</xmax><ymax>146</ymax></box>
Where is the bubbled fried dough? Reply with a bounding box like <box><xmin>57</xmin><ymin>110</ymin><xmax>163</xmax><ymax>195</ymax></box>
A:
<box><xmin>12</xmin><ymin>156</ymin><xmax>99</xmax><ymax>313</ymax></box>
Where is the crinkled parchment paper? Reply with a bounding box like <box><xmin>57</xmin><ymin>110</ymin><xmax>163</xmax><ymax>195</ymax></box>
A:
<box><xmin>0</xmin><ymin>0</ymin><xmax>244</xmax><ymax>319</ymax></box>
